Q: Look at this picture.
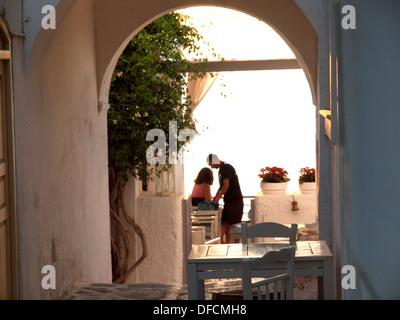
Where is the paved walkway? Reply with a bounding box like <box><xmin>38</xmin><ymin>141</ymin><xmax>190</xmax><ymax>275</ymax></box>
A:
<box><xmin>62</xmin><ymin>282</ymin><xmax>187</xmax><ymax>300</ymax></box>
<box><xmin>62</xmin><ymin>276</ymin><xmax>318</xmax><ymax>300</ymax></box>
<box><xmin>62</xmin><ymin>280</ymin><xmax>244</xmax><ymax>300</ymax></box>
<box><xmin>62</xmin><ymin>226</ymin><xmax>319</xmax><ymax>300</ymax></box>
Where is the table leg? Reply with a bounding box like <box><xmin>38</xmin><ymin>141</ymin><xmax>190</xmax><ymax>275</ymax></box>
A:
<box><xmin>187</xmin><ymin>263</ymin><xmax>205</xmax><ymax>300</ymax></box>
<box><xmin>323</xmin><ymin>258</ymin><xmax>334</xmax><ymax>300</ymax></box>
<box><xmin>318</xmin><ymin>276</ymin><xmax>323</xmax><ymax>300</ymax></box>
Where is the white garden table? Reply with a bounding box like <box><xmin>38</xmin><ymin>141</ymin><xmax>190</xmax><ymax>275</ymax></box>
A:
<box><xmin>187</xmin><ymin>240</ymin><xmax>334</xmax><ymax>300</ymax></box>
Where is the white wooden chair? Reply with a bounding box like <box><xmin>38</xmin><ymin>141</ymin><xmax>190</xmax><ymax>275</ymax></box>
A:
<box><xmin>191</xmin><ymin>209</ymin><xmax>220</xmax><ymax>239</ymax></box>
<box><xmin>191</xmin><ymin>215</ymin><xmax>216</xmax><ymax>239</ymax></box>
<box><xmin>241</xmin><ymin>246</ymin><xmax>296</xmax><ymax>300</ymax></box>
<box><xmin>241</xmin><ymin>222</ymin><xmax>298</xmax><ymax>245</ymax></box>
<box><xmin>191</xmin><ymin>226</ymin><xmax>205</xmax><ymax>244</ymax></box>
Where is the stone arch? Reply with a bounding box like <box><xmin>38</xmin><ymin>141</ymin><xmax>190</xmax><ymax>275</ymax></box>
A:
<box><xmin>28</xmin><ymin>0</ymin><xmax>317</xmax><ymax>110</ymax></box>
<box><xmin>23</xmin><ymin>0</ymin><xmax>319</xmax><ymax>293</ymax></box>
<box><xmin>92</xmin><ymin>0</ymin><xmax>318</xmax><ymax>112</ymax></box>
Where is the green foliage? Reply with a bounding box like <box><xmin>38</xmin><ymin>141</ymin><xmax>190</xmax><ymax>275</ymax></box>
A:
<box><xmin>108</xmin><ymin>12</ymin><xmax>215</xmax><ymax>185</ymax></box>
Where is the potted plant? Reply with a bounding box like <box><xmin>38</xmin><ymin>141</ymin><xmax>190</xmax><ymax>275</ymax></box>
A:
<box><xmin>258</xmin><ymin>166</ymin><xmax>290</xmax><ymax>193</ymax></box>
<box><xmin>298</xmin><ymin>167</ymin><xmax>316</xmax><ymax>193</ymax></box>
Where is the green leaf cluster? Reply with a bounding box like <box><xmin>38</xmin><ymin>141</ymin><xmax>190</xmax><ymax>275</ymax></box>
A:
<box><xmin>108</xmin><ymin>12</ymin><xmax>215</xmax><ymax>185</ymax></box>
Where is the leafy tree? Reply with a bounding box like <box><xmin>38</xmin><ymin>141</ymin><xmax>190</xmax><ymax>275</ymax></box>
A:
<box><xmin>108</xmin><ymin>12</ymin><xmax>213</xmax><ymax>186</ymax></box>
<box><xmin>107</xmin><ymin>12</ymin><xmax>217</xmax><ymax>283</ymax></box>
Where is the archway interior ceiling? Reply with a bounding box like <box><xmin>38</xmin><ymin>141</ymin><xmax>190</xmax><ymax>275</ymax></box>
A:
<box><xmin>30</xmin><ymin>0</ymin><xmax>317</xmax><ymax>92</ymax></box>
<box><xmin>84</xmin><ymin>0</ymin><xmax>317</xmax><ymax>109</ymax></box>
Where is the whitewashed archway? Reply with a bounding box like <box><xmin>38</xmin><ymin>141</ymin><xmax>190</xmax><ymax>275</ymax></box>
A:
<box><xmin>23</xmin><ymin>0</ymin><xmax>320</xmax><ymax>298</ymax></box>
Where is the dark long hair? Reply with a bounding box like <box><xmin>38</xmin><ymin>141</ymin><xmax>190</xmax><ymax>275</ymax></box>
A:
<box><xmin>194</xmin><ymin>167</ymin><xmax>214</xmax><ymax>185</ymax></box>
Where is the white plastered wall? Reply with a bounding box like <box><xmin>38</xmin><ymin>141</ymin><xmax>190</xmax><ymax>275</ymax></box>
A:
<box><xmin>16</xmin><ymin>0</ymin><xmax>111</xmax><ymax>299</ymax></box>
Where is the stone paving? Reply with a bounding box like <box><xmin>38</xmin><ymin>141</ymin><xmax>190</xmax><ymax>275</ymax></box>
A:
<box><xmin>62</xmin><ymin>226</ymin><xmax>319</xmax><ymax>300</ymax></box>
<box><xmin>62</xmin><ymin>281</ymin><xmax>240</xmax><ymax>300</ymax></box>
<box><xmin>62</xmin><ymin>282</ymin><xmax>185</xmax><ymax>300</ymax></box>
<box><xmin>62</xmin><ymin>277</ymin><xmax>318</xmax><ymax>300</ymax></box>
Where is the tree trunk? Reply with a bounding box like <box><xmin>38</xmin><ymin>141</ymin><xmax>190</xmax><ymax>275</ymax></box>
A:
<box><xmin>109</xmin><ymin>167</ymin><xmax>147</xmax><ymax>283</ymax></box>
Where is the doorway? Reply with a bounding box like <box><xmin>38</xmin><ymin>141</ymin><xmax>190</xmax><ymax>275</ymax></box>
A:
<box><xmin>104</xmin><ymin>3</ymin><xmax>319</xmax><ymax>284</ymax></box>
<box><xmin>0</xmin><ymin>18</ymin><xmax>17</xmax><ymax>300</ymax></box>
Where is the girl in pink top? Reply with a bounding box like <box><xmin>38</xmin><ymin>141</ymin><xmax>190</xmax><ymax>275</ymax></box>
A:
<box><xmin>191</xmin><ymin>167</ymin><xmax>214</xmax><ymax>206</ymax></box>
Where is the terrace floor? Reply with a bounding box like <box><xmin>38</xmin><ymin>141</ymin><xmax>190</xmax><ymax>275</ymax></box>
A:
<box><xmin>62</xmin><ymin>225</ymin><xmax>319</xmax><ymax>300</ymax></box>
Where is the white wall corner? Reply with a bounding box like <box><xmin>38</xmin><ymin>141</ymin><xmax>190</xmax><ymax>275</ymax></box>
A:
<box><xmin>98</xmin><ymin>101</ymin><xmax>110</xmax><ymax>112</ymax></box>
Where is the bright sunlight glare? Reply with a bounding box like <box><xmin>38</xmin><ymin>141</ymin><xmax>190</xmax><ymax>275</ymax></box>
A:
<box><xmin>177</xmin><ymin>7</ymin><xmax>316</xmax><ymax>198</ymax></box>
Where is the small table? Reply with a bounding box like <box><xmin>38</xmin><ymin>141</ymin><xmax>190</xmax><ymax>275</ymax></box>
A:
<box><xmin>187</xmin><ymin>240</ymin><xmax>334</xmax><ymax>300</ymax></box>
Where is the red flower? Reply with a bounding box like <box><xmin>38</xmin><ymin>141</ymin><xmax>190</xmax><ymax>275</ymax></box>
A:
<box><xmin>259</xmin><ymin>166</ymin><xmax>290</xmax><ymax>183</ymax></box>
<box><xmin>299</xmin><ymin>167</ymin><xmax>315</xmax><ymax>183</ymax></box>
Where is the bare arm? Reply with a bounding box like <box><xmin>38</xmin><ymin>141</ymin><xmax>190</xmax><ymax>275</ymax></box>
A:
<box><xmin>213</xmin><ymin>179</ymin><xmax>229</xmax><ymax>203</ymax></box>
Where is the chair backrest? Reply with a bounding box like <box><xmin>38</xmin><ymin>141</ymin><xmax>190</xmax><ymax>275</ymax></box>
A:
<box><xmin>241</xmin><ymin>222</ymin><xmax>298</xmax><ymax>245</ymax></box>
<box><xmin>241</xmin><ymin>246</ymin><xmax>296</xmax><ymax>300</ymax></box>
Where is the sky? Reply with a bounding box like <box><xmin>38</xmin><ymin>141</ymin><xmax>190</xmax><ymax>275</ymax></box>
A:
<box><xmin>177</xmin><ymin>7</ymin><xmax>316</xmax><ymax>197</ymax></box>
